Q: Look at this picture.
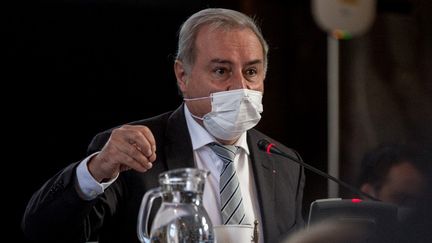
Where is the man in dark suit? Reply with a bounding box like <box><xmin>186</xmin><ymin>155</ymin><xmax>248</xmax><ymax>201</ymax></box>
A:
<box><xmin>22</xmin><ymin>8</ymin><xmax>305</xmax><ymax>243</ymax></box>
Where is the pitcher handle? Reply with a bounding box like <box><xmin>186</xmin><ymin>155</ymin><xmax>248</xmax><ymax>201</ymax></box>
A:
<box><xmin>137</xmin><ymin>187</ymin><xmax>162</xmax><ymax>243</ymax></box>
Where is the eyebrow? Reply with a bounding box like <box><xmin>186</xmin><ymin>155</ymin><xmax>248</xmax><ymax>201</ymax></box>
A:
<box><xmin>210</xmin><ymin>58</ymin><xmax>263</xmax><ymax>66</ymax></box>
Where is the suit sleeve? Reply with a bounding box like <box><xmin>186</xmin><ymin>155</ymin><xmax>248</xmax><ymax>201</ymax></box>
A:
<box><xmin>21</xmin><ymin>131</ymin><xmax>118</xmax><ymax>242</ymax></box>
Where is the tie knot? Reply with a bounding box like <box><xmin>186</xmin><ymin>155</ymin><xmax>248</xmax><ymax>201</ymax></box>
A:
<box><xmin>208</xmin><ymin>142</ymin><xmax>238</xmax><ymax>164</ymax></box>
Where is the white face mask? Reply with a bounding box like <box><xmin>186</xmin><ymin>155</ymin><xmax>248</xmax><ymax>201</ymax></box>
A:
<box><xmin>184</xmin><ymin>89</ymin><xmax>263</xmax><ymax>140</ymax></box>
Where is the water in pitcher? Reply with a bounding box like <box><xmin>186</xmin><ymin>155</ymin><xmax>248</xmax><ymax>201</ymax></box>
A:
<box><xmin>138</xmin><ymin>168</ymin><xmax>214</xmax><ymax>243</ymax></box>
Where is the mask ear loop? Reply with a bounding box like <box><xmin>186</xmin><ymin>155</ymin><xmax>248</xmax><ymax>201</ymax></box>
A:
<box><xmin>183</xmin><ymin>91</ymin><xmax>213</xmax><ymax>120</ymax></box>
<box><xmin>190</xmin><ymin>113</ymin><xmax>205</xmax><ymax>121</ymax></box>
<box><xmin>183</xmin><ymin>90</ymin><xmax>214</xmax><ymax>101</ymax></box>
<box><xmin>183</xmin><ymin>96</ymin><xmax>209</xmax><ymax>101</ymax></box>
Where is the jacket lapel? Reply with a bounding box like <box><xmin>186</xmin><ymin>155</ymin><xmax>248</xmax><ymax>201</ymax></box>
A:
<box><xmin>164</xmin><ymin>104</ymin><xmax>195</xmax><ymax>170</ymax></box>
<box><xmin>247</xmin><ymin>130</ymin><xmax>278</xmax><ymax>242</ymax></box>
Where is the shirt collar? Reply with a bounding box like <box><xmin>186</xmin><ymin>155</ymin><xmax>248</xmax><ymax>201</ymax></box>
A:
<box><xmin>183</xmin><ymin>104</ymin><xmax>250</xmax><ymax>155</ymax></box>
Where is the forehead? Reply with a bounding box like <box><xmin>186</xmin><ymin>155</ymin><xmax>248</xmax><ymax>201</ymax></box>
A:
<box><xmin>194</xmin><ymin>25</ymin><xmax>264</xmax><ymax>60</ymax></box>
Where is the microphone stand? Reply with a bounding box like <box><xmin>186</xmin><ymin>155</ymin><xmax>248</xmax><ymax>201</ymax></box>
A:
<box><xmin>258</xmin><ymin>140</ymin><xmax>379</xmax><ymax>201</ymax></box>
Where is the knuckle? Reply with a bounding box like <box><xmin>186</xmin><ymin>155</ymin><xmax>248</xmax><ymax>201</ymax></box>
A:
<box><xmin>143</xmin><ymin>126</ymin><xmax>151</xmax><ymax>133</ymax></box>
<box><xmin>112</xmin><ymin>127</ymin><xmax>123</xmax><ymax>135</ymax></box>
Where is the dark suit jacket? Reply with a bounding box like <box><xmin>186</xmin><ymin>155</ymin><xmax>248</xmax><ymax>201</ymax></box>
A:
<box><xmin>22</xmin><ymin>104</ymin><xmax>305</xmax><ymax>243</ymax></box>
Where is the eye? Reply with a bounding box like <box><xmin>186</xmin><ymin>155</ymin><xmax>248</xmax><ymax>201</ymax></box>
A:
<box><xmin>245</xmin><ymin>68</ymin><xmax>257</xmax><ymax>77</ymax></box>
<box><xmin>212</xmin><ymin>67</ymin><xmax>230</xmax><ymax>79</ymax></box>
<box><xmin>244</xmin><ymin>67</ymin><xmax>260</xmax><ymax>82</ymax></box>
<box><xmin>214</xmin><ymin>68</ymin><xmax>226</xmax><ymax>76</ymax></box>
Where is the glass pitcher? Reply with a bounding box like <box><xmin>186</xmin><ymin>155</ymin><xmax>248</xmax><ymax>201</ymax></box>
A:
<box><xmin>137</xmin><ymin>168</ymin><xmax>214</xmax><ymax>243</ymax></box>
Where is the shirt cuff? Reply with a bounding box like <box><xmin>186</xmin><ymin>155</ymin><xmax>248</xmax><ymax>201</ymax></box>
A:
<box><xmin>75</xmin><ymin>152</ymin><xmax>119</xmax><ymax>200</ymax></box>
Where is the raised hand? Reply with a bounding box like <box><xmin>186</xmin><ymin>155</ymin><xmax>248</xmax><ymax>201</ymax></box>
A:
<box><xmin>88</xmin><ymin>125</ymin><xmax>157</xmax><ymax>182</ymax></box>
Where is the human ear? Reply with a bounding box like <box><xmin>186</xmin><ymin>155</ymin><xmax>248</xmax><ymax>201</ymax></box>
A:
<box><xmin>174</xmin><ymin>60</ymin><xmax>188</xmax><ymax>93</ymax></box>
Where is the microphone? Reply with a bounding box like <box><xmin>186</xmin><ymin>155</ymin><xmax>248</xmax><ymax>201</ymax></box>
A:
<box><xmin>257</xmin><ymin>139</ymin><xmax>379</xmax><ymax>201</ymax></box>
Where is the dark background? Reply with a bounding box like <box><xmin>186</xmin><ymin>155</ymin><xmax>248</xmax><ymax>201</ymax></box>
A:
<box><xmin>7</xmin><ymin>0</ymin><xmax>431</xmax><ymax>241</ymax></box>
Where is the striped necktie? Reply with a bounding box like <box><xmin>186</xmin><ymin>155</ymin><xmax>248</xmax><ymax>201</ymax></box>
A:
<box><xmin>208</xmin><ymin>142</ymin><xmax>248</xmax><ymax>225</ymax></box>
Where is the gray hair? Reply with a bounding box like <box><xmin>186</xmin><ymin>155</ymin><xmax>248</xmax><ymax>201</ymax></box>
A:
<box><xmin>176</xmin><ymin>8</ymin><xmax>269</xmax><ymax>74</ymax></box>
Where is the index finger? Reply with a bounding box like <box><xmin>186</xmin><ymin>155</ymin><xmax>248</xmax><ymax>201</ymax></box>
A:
<box><xmin>132</xmin><ymin>125</ymin><xmax>156</xmax><ymax>154</ymax></box>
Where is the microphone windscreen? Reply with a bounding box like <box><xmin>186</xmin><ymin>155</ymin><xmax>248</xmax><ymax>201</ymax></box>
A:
<box><xmin>257</xmin><ymin>139</ymin><xmax>270</xmax><ymax>151</ymax></box>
